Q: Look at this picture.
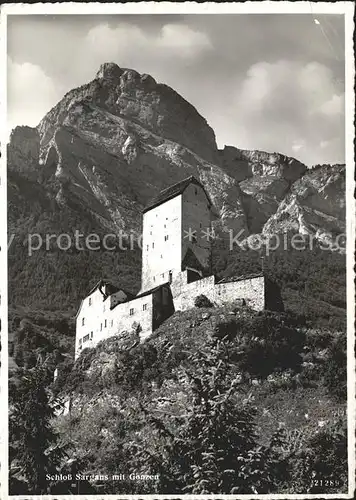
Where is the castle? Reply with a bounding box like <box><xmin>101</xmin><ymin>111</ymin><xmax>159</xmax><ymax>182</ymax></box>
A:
<box><xmin>75</xmin><ymin>176</ymin><xmax>282</xmax><ymax>359</ymax></box>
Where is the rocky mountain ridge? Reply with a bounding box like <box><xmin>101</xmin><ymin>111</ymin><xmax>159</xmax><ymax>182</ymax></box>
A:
<box><xmin>7</xmin><ymin>62</ymin><xmax>345</xmax><ymax>241</ymax></box>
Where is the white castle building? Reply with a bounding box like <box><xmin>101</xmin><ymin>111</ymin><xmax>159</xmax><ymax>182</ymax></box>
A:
<box><xmin>75</xmin><ymin>176</ymin><xmax>282</xmax><ymax>359</ymax></box>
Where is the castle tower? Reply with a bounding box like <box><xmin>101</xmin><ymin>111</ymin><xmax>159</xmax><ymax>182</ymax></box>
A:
<box><xmin>140</xmin><ymin>176</ymin><xmax>212</xmax><ymax>293</ymax></box>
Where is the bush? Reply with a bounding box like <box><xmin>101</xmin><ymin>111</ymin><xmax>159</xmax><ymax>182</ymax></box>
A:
<box><xmin>236</xmin><ymin>313</ymin><xmax>305</xmax><ymax>378</ymax></box>
<box><xmin>323</xmin><ymin>335</ymin><xmax>346</xmax><ymax>401</ymax></box>
<box><xmin>212</xmin><ymin>318</ymin><xmax>237</xmax><ymax>340</ymax></box>
<box><xmin>194</xmin><ymin>294</ymin><xmax>213</xmax><ymax>308</ymax></box>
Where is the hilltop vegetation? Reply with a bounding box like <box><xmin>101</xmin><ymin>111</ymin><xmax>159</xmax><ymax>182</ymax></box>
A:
<box><xmin>9</xmin><ymin>303</ymin><xmax>347</xmax><ymax>495</ymax></box>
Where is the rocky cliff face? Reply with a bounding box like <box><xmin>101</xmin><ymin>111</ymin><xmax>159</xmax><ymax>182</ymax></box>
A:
<box><xmin>7</xmin><ymin>62</ymin><xmax>345</xmax><ymax>242</ymax></box>
<box><xmin>262</xmin><ymin>164</ymin><xmax>346</xmax><ymax>242</ymax></box>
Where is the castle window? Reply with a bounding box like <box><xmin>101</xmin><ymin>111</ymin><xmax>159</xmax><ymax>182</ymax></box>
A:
<box><xmin>169</xmin><ymin>270</ymin><xmax>173</xmax><ymax>283</ymax></box>
<box><xmin>130</xmin><ymin>308</ymin><xmax>134</xmax><ymax>316</ymax></box>
<box><xmin>153</xmin><ymin>277</ymin><xmax>156</xmax><ymax>282</ymax></box>
<box><xmin>79</xmin><ymin>338</ymin><xmax>82</xmax><ymax>346</ymax></box>
<box><xmin>103</xmin><ymin>304</ymin><xmax>106</xmax><ymax>312</ymax></box>
<box><xmin>104</xmin><ymin>319</ymin><xmax>107</xmax><ymax>328</ymax></box>
<box><xmin>161</xmin><ymin>273</ymin><xmax>164</xmax><ymax>278</ymax></box>
<box><xmin>195</xmin><ymin>188</ymin><xmax>198</xmax><ymax>195</ymax></box>
<box><xmin>143</xmin><ymin>303</ymin><xmax>147</xmax><ymax>311</ymax></box>
<box><xmin>164</xmin><ymin>235</ymin><xmax>169</xmax><ymax>241</ymax></box>
<box><xmin>146</xmin><ymin>245</ymin><xmax>149</xmax><ymax>251</ymax></box>
<box><xmin>111</xmin><ymin>320</ymin><xmax>113</xmax><ymax>327</ymax></box>
<box><xmin>83</xmin><ymin>334</ymin><xmax>90</xmax><ymax>343</ymax></box>
<box><xmin>90</xmin><ymin>332</ymin><xmax>93</xmax><ymax>339</ymax></box>
<box><xmin>100</xmin><ymin>323</ymin><xmax>103</xmax><ymax>331</ymax></box>
<box><xmin>152</xmin><ymin>242</ymin><xmax>154</xmax><ymax>248</ymax></box>
<box><xmin>164</xmin><ymin>224</ymin><xmax>166</xmax><ymax>229</ymax></box>
<box><xmin>82</xmin><ymin>317</ymin><xmax>85</xmax><ymax>326</ymax></box>
<box><xmin>161</xmin><ymin>254</ymin><xmax>163</xmax><ymax>259</ymax></box>
<box><xmin>89</xmin><ymin>297</ymin><xmax>92</xmax><ymax>306</ymax></box>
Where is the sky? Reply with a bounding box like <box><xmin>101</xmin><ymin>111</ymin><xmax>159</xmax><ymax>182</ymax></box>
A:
<box><xmin>7</xmin><ymin>13</ymin><xmax>346</xmax><ymax>166</ymax></box>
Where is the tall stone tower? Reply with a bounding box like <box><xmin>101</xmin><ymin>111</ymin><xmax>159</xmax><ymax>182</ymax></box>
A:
<box><xmin>140</xmin><ymin>176</ymin><xmax>212</xmax><ymax>293</ymax></box>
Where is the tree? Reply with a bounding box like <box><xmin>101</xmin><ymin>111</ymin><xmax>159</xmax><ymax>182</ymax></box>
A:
<box><xmin>138</xmin><ymin>338</ymin><xmax>285</xmax><ymax>494</ymax></box>
<box><xmin>9</xmin><ymin>365</ymin><xmax>66</xmax><ymax>494</ymax></box>
<box><xmin>194</xmin><ymin>294</ymin><xmax>213</xmax><ymax>308</ymax></box>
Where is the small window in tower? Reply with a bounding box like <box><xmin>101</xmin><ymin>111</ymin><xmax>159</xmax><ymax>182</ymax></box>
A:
<box><xmin>103</xmin><ymin>304</ymin><xmax>106</xmax><ymax>312</ymax></box>
<box><xmin>79</xmin><ymin>338</ymin><xmax>82</xmax><ymax>346</ymax></box>
<box><xmin>153</xmin><ymin>277</ymin><xmax>156</xmax><ymax>282</ymax></box>
<box><xmin>130</xmin><ymin>308</ymin><xmax>134</xmax><ymax>316</ymax></box>
<box><xmin>111</xmin><ymin>319</ymin><xmax>113</xmax><ymax>327</ymax></box>
<box><xmin>90</xmin><ymin>331</ymin><xmax>93</xmax><ymax>339</ymax></box>
<box><xmin>89</xmin><ymin>297</ymin><xmax>92</xmax><ymax>306</ymax></box>
<box><xmin>104</xmin><ymin>319</ymin><xmax>107</xmax><ymax>328</ymax></box>
<box><xmin>100</xmin><ymin>323</ymin><xmax>103</xmax><ymax>331</ymax></box>
<box><xmin>161</xmin><ymin>254</ymin><xmax>163</xmax><ymax>259</ymax></box>
<box><xmin>82</xmin><ymin>317</ymin><xmax>85</xmax><ymax>326</ymax></box>
<box><xmin>164</xmin><ymin>224</ymin><xmax>166</xmax><ymax>229</ymax></box>
<box><xmin>146</xmin><ymin>245</ymin><xmax>149</xmax><ymax>251</ymax></box>
<box><xmin>143</xmin><ymin>303</ymin><xmax>147</xmax><ymax>311</ymax></box>
<box><xmin>161</xmin><ymin>273</ymin><xmax>164</xmax><ymax>279</ymax></box>
<box><xmin>195</xmin><ymin>188</ymin><xmax>198</xmax><ymax>195</ymax></box>
<box><xmin>150</xmin><ymin>231</ymin><xmax>152</xmax><ymax>235</ymax></box>
<box><xmin>164</xmin><ymin>235</ymin><xmax>169</xmax><ymax>241</ymax></box>
<box><xmin>152</xmin><ymin>242</ymin><xmax>154</xmax><ymax>248</ymax></box>
<box><xmin>83</xmin><ymin>334</ymin><xmax>90</xmax><ymax>343</ymax></box>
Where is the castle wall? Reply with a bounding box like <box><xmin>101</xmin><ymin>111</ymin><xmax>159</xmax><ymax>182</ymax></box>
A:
<box><xmin>171</xmin><ymin>271</ymin><xmax>215</xmax><ymax>310</ymax></box>
<box><xmin>182</xmin><ymin>183</ymin><xmax>211</xmax><ymax>271</ymax></box>
<box><xmin>141</xmin><ymin>195</ymin><xmax>182</xmax><ymax>293</ymax></box>
<box><xmin>214</xmin><ymin>276</ymin><xmax>265</xmax><ymax>311</ymax></box>
<box><xmin>171</xmin><ymin>272</ymin><xmax>265</xmax><ymax>312</ymax></box>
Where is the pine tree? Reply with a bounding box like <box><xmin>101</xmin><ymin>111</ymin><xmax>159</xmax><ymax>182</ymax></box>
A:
<box><xmin>9</xmin><ymin>365</ymin><xmax>66</xmax><ymax>494</ymax></box>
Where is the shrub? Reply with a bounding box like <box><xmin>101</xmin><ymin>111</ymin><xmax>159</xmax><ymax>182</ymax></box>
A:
<box><xmin>194</xmin><ymin>294</ymin><xmax>213</xmax><ymax>308</ymax></box>
<box><xmin>212</xmin><ymin>318</ymin><xmax>237</xmax><ymax>340</ymax></box>
<box><xmin>237</xmin><ymin>313</ymin><xmax>305</xmax><ymax>378</ymax></box>
<box><xmin>323</xmin><ymin>335</ymin><xmax>346</xmax><ymax>401</ymax></box>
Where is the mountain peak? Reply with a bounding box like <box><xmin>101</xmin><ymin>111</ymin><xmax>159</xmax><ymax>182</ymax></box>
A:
<box><xmin>95</xmin><ymin>62</ymin><xmax>124</xmax><ymax>81</ymax></box>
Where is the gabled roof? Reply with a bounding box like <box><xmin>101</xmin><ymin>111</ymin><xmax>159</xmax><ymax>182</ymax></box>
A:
<box><xmin>217</xmin><ymin>272</ymin><xmax>264</xmax><ymax>284</ymax></box>
<box><xmin>135</xmin><ymin>282</ymin><xmax>170</xmax><ymax>299</ymax></box>
<box><xmin>75</xmin><ymin>279</ymin><xmax>134</xmax><ymax>318</ymax></box>
<box><xmin>143</xmin><ymin>175</ymin><xmax>212</xmax><ymax>213</ymax></box>
<box><xmin>87</xmin><ymin>279</ymin><xmax>120</xmax><ymax>298</ymax></box>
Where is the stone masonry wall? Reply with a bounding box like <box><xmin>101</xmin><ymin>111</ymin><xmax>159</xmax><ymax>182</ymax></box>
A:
<box><xmin>214</xmin><ymin>277</ymin><xmax>265</xmax><ymax>310</ymax></box>
<box><xmin>170</xmin><ymin>271</ymin><xmax>265</xmax><ymax>312</ymax></box>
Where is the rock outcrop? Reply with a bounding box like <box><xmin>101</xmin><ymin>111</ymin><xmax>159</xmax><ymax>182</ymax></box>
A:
<box><xmin>7</xmin><ymin>126</ymin><xmax>40</xmax><ymax>181</ymax></box>
<box><xmin>262</xmin><ymin>164</ymin><xmax>346</xmax><ymax>242</ymax></box>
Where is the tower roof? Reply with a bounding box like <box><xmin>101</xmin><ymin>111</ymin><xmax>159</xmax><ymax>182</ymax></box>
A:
<box><xmin>143</xmin><ymin>175</ymin><xmax>212</xmax><ymax>213</ymax></box>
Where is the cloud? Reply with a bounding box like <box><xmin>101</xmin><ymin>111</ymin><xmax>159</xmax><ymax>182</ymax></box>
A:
<box><xmin>318</xmin><ymin>94</ymin><xmax>344</xmax><ymax>116</ymax></box>
<box><xmin>85</xmin><ymin>22</ymin><xmax>212</xmax><ymax>64</ymax></box>
<box><xmin>7</xmin><ymin>58</ymin><xmax>60</xmax><ymax>137</ymax></box>
<box><xmin>231</xmin><ymin>60</ymin><xmax>345</xmax><ymax>166</ymax></box>
<box><xmin>158</xmin><ymin>24</ymin><xmax>212</xmax><ymax>56</ymax></box>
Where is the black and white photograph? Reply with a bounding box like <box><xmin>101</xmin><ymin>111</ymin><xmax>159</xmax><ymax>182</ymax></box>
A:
<box><xmin>1</xmin><ymin>2</ymin><xmax>355</xmax><ymax>498</ymax></box>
